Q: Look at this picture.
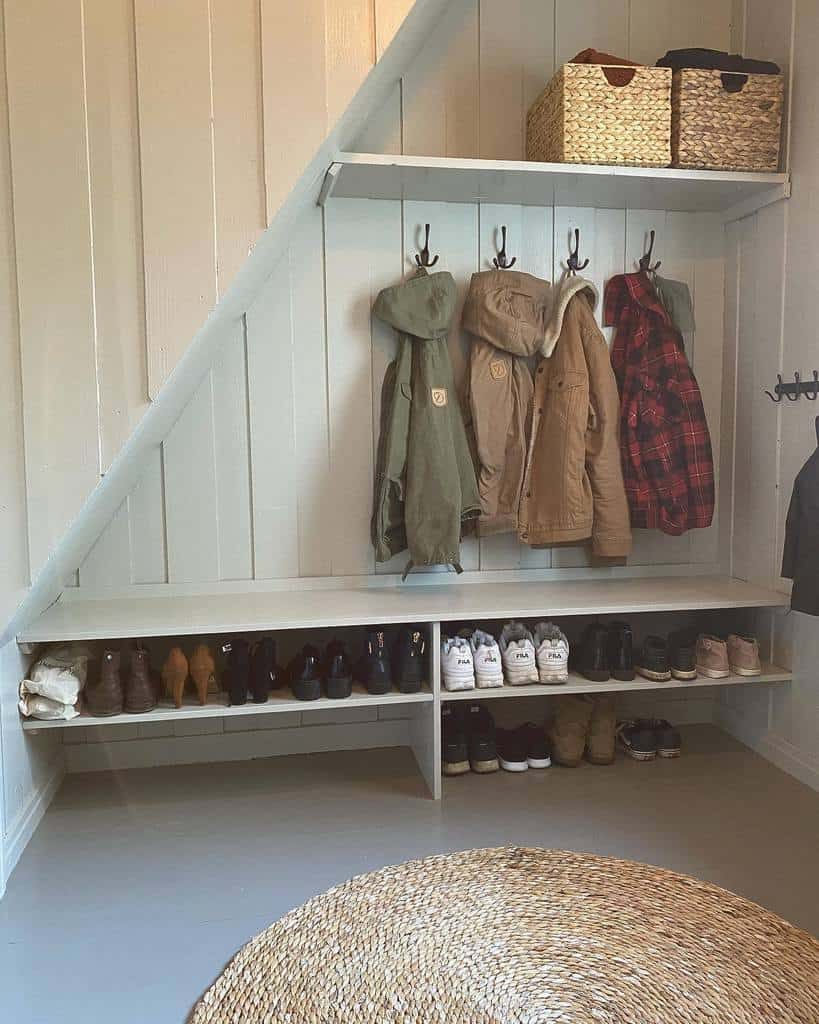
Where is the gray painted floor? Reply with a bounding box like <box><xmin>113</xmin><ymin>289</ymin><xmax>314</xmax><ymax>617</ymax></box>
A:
<box><xmin>2</xmin><ymin>725</ymin><xmax>818</xmax><ymax>1024</ymax></box>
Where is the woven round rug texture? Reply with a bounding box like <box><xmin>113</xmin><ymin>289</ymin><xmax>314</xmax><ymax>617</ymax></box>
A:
<box><xmin>191</xmin><ymin>847</ymin><xmax>819</xmax><ymax>1024</ymax></box>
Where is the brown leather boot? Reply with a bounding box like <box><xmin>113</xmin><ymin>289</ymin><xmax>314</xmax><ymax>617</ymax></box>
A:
<box><xmin>125</xmin><ymin>648</ymin><xmax>159</xmax><ymax>714</ymax></box>
<box><xmin>547</xmin><ymin>695</ymin><xmax>593</xmax><ymax>767</ymax></box>
<box><xmin>585</xmin><ymin>694</ymin><xmax>616</xmax><ymax>765</ymax></box>
<box><xmin>85</xmin><ymin>649</ymin><xmax>123</xmax><ymax>717</ymax></box>
<box><xmin>188</xmin><ymin>644</ymin><xmax>216</xmax><ymax>706</ymax></box>
<box><xmin>162</xmin><ymin>647</ymin><xmax>189</xmax><ymax>709</ymax></box>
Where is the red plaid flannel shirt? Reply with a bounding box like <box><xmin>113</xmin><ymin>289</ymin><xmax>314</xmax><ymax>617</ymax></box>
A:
<box><xmin>604</xmin><ymin>273</ymin><xmax>714</xmax><ymax>535</ymax></box>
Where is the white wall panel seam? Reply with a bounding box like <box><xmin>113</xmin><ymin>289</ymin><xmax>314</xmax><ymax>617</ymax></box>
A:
<box><xmin>78</xmin><ymin>0</ymin><xmax>104</xmax><ymax>478</ymax></box>
<box><xmin>242</xmin><ymin>314</ymin><xmax>257</xmax><ymax>577</ymax></box>
<box><xmin>206</xmin><ymin>0</ymin><xmax>220</xmax><ymax>298</ymax></box>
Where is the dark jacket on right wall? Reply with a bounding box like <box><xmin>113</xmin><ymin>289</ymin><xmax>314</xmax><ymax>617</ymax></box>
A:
<box><xmin>782</xmin><ymin>446</ymin><xmax>819</xmax><ymax>616</ymax></box>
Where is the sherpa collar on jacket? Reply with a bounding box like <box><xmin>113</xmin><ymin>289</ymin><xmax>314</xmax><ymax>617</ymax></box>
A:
<box><xmin>462</xmin><ymin>269</ymin><xmax>598</xmax><ymax>358</ymax></box>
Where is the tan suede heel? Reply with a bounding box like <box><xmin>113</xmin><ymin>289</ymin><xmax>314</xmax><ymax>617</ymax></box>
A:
<box><xmin>162</xmin><ymin>647</ymin><xmax>189</xmax><ymax>709</ymax></box>
<box><xmin>188</xmin><ymin>644</ymin><xmax>216</xmax><ymax>706</ymax></box>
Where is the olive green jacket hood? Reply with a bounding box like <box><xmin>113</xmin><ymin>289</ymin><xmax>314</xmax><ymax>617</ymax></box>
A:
<box><xmin>371</xmin><ymin>270</ymin><xmax>481</xmax><ymax>576</ymax></box>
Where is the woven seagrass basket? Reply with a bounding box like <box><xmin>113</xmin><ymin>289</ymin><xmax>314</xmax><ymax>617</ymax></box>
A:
<box><xmin>671</xmin><ymin>69</ymin><xmax>784</xmax><ymax>171</ymax></box>
<box><xmin>526</xmin><ymin>63</ymin><xmax>672</xmax><ymax>167</ymax></box>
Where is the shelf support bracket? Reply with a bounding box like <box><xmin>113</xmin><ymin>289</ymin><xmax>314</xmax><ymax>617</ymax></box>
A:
<box><xmin>317</xmin><ymin>162</ymin><xmax>342</xmax><ymax>208</ymax></box>
<box><xmin>721</xmin><ymin>175</ymin><xmax>791</xmax><ymax>224</ymax></box>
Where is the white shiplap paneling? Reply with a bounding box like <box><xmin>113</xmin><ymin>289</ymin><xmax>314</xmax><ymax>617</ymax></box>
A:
<box><xmin>134</xmin><ymin>0</ymin><xmax>217</xmax><ymax>398</ymax></box>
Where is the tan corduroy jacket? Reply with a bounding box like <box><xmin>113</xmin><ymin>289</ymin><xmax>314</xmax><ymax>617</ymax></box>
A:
<box><xmin>462</xmin><ymin>270</ymin><xmax>631</xmax><ymax>558</ymax></box>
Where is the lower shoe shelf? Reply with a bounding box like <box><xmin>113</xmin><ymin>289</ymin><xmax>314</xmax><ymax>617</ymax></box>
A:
<box><xmin>440</xmin><ymin>664</ymin><xmax>791</xmax><ymax>701</ymax></box>
<box><xmin>21</xmin><ymin>684</ymin><xmax>433</xmax><ymax>731</ymax></box>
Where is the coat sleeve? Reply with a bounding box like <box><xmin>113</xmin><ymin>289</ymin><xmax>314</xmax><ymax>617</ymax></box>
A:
<box><xmin>781</xmin><ymin>478</ymin><xmax>801</xmax><ymax>580</ymax></box>
<box><xmin>578</xmin><ymin>302</ymin><xmax>632</xmax><ymax>558</ymax></box>
<box><xmin>468</xmin><ymin>340</ymin><xmax>514</xmax><ymax>524</ymax></box>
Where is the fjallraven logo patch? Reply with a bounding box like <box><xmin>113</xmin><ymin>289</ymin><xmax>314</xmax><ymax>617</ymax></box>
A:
<box><xmin>431</xmin><ymin>388</ymin><xmax>448</xmax><ymax>407</ymax></box>
<box><xmin>490</xmin><ymin>359</ymin><xmax>507</xmax><ymax>381</ymax></box>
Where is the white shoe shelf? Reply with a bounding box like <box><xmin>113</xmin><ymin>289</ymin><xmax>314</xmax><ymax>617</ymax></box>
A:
<box><xmin>18</xmin><ymin>574</ymin><xmax>792</xmax><ymax>801</ymax></box>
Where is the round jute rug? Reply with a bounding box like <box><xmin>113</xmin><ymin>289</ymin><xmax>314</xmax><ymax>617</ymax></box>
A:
<box><xmin>191</xmin><ymin>847</ymin><xmax>819</xmax><ymax>1024</ymax></box>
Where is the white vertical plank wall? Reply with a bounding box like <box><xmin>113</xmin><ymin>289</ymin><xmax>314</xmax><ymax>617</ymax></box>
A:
<box><xmin>83</xmin><ymin>0</ymin><xmax>149</xmax><ymax>472</ymax></box>
<box><xmin>4</xmin><ymin>0</ymin><xmax>100</xmax><ymax>574</ymax></box>
<box><xmin>134</xmin><ymin>0</ymin><xmax>217</xmax><ymax>399</ymax></box>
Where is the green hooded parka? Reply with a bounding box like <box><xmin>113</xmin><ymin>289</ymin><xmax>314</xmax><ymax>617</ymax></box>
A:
<box><xmin>372</xmin><ymin>269</ymin><xmax>481</xmax><ymax>577</ymax></box>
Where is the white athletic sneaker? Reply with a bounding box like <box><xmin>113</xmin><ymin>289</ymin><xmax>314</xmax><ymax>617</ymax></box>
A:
<box><xmin>533</xmin><ymin>622</ymin><xmax>570</xmax><ymax>683</ymax></box>
<box><xmin>499</xmin><ymin>621</ymin><xmax>539</xmax><ymax>685</ymax></box>
<box><xmin>468</xmin><ymin>630</ymin><xmax>504</xmax><ymax>689</ymax></box>
<box><xmin>441</xmin><ymin>636</ymin><xmax>475</xmax><ymax>691</ymax></box>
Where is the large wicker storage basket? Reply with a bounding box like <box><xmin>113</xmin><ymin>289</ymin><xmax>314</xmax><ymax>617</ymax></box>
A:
<box><xmin>671</xmin><ymin>69</ymin><xmax>784</xmax><ymax>171</ymax></box>
<box><xmin>526</xmin><ymin>64</ymin><xmax>671</xmax><ymax>167</ymax></box>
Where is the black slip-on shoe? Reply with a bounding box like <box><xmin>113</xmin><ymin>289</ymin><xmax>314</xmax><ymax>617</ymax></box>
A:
<box><xmin>669</xmin><ymin>630</ymin><xmax>698</xmax><ymax>680</ymax></box>
<box><xmin>393</xmin><ymin>626</ymin><xmax>426</xmax><ymax>693</ymax></box>
<box><xmin>497</xmin><ymin>727</ymin><xmax>528</xmax><ymax>772</ymax></box>
<box><xmin>358</xmin><ymin>629</ymin><xmax>393</xmax><ymax>695</ymax></box>
<box><xmin>653</xmin><ymin>718</ymin><xmax>682</xmax><ymax>757</ymax></box>
<box><xmin>249</xmin><ymin>636</ymin><xmax>278</xmax><ymax>703</ymax></box>
<box><xmin>223</xmin><ymin>639</ymin><xmax>250</xmax><ymax>706</ymax></box>
<box><xmin>635</xmin><ymin>636</ymin><xmax>672</xmax><ymax>681</ymax></box>
<box><xmin>607</xmin><ymin>621</ymin><xmax>635</xmax><ymax>681</ymax></box>
<box><xmin>578</xmin><ymin>623</ymin><xmax>610</xmax><ymax>682</ymax></box>
<box><xmin>519</xmin><ymin>722</ymin><xmax>551</xmax><ymax>768</ymax></box>
<box><xmin>617</xmin><ymin>720</ymin><xmax>657</xmax><ymax>761</ymax></box>
<box><xmin>324</xmin><ymin>639</ymin><xmax>353</xmax><ymax>699</ymax></box>
<box><xmin>441</xmin><ymin>706</ymin><xmax>469</xmax><ymax>776</ymax></box>
<box><xmin>289</xmin><ymin>644</ymin><xmax>322</xmax><ymax>701</ymax></box>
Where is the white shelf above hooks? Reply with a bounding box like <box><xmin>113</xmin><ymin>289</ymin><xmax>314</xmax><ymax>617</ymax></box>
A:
<box><xmin>318</xmin><ymin>152</ymin><xmax>790</xmax><ymax>220</ymax></box>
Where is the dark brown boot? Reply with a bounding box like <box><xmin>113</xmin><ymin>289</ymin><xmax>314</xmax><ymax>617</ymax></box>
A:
<box><xmin>125</xmin><ymin>648</ymin><xmax>159</xmax><ymax>714</ymax></box>
<box><xmin>85</xmin><ymin>650</ymin><xmax>123</xmax><ymax>717</ymax></box>
<box><xmin>547</xmin><ymin>695</ymin><xmax>593</xmax><ymax>767</ymax></box>
<box><xmin>585</xmin><ymin>694</ymin><xmax>617</xmax><ymax>765</ymax></box>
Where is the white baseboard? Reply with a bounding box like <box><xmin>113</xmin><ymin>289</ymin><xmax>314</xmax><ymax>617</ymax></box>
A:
<box><xmin>65</xmin><ymin>718</ymin><xmax>412</xmax><ymax>772</ymax></box>
<box><xmin>1</xmin><ymin>763</ymin><xmax>64</xmax><ymax>897</ymax></box>
<box><xmin>717</xmin><ymin>706</ymin><xmax>819</xmax><ymax>792</ymax></box>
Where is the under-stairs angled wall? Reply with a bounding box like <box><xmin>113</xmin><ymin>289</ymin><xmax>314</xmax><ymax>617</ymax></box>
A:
<box><xmin>74</xmin><ymin>0</ymin><xmax>735</xmax><ymax>593</ymax></box>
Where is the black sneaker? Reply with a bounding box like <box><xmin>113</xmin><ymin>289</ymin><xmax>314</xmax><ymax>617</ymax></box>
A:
<box><xmin>607</xmin><ymin>621</ymin><xmax>635</xmax><ymax>681</ymax></box>
<box><xmin>578</xmin><ymin>623</ymin><xmax>610</xmax><ymax>682</ymax></box>
<box><xmin>249</xmin><ymin>636</ymin><xmax>278</xmax><ymax>703</ymax></box>
<box><xmin>519</xmin><ymin>722</ymin><xmax>551</xmax><ymax>768</ymax></box>
<box><xmin>464</xmin><ymin>702</ymin><xmax>499</xmax><ymax>773</ymax></box>
<box><xmin>441</xmin><ymin>706</ymin><xmax>469</xmax><ymax>776</ymax></box>
<box><xmin>616</xmin><ymin>720</ymin><xmax>657</xmax><ymax>761</ymax></box>
<box><xmin>289</xmin><ymin>644</ymin><xmax>322</xmax><ymax>701</ymax></box>
<box><xmin>653</xmin><ymin>718</ymin><xmax>682</xmax><ymax>758</ymax></box>
<box><xmin>497</xmin><ymin>727</ymin><xmax>529</xmax><ymax>772</ymax></box>
<box><xmin>393</xmin><ymin>627</ymin><xmax>426</xmax><ymax>693</ymax></box>
<box><xmin>669</xmin><ymin>630</ymin><xmax>697</xmax><ymax>680</ymax></box>
<box><xmin>324</xmin><ymin>640</ymin><xmax>353</xmax><ymax>699</ymax></box>
<box><xmin>358</xmin><ymin>629</ymin><xmax>392</xmax><ymax>695</ymax></box>
<box><xmin>635</xmin><ymin>635</ymin><xmax>671</xmax><ymax>681</ymax></box>
<box><xmin>222</xmin><ymin>638</ymin><xmax>250</xmax><ymax>706</ymax></box>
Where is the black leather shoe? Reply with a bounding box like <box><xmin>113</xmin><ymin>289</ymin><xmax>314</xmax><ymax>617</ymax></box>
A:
<box><xmin>223</xmin><ymin>639</ymin><xmax>250</xmax><ymax>706</ymax></box>
<box><xmin>635</xmin><ymin>636</ymin><xmax>671</xmax><ymax>681</ymax></box>
<box><xmin>607</xmin><ymin>621</ymin><xmax>635</xmax><ymax>681</ymax></box>
<box><xmin>669</xmin><ymin>630</ymin><xmax>697</xmax><ymax>680</ymax></box>
<box><xmin>358</xmin><ymin>629</ymin><xmax>392</xmax><ymax>695</ymax></box>
<box><xmin>324</xmin><ymin>640</ymin><xmax>353</xmax><ymax>699</ymax></box>
<box><xmin>393</xmin><ymin>627</ymin><xmax>425</xmax><ymax>693</ymax></box>
<box><xmin>578</xmin><ymin>624</ymin><xmax>610</xmax><ymax>682</ymax></box>
<box><xmin>289</xmin><ymin>644</ymin><xmax>322</xmax><ymax>701</ymax></box>
<box><xmin>249</xmin><ymin>637</ymin><xmax>278</xmax><ymax>703</ymax></box>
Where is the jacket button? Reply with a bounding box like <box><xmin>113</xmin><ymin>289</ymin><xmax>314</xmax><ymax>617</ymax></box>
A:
<box><xmin>537</xmin><ymin>407</ymin><xmax>543</xmax><ymax>415</ymax></box>
<box><xmin>526</xmin><ymin>491</ymin><xmax>532</xmax><ymax>498</ymax></box>
<box><xmin>537</xmin><ymin>366</ymin><xmax>544</xmax><ymax>374</ymax></box>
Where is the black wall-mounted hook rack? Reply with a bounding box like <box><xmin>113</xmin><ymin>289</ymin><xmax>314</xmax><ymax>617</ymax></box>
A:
<box><xmin>764</xmin><ymin>370</ymin><xmax>819</xmax><ymax>402</ymax></box>
<box><xmin>493</xmin><ymin>225</ymin><xmax>516</xmax><ymax>269</ymax></box>
<box><xmin>414</xmin><ymin>223</ymin><xmax>439</xmax><ymax>268</ymax></box>
<box><xmin>639</xmin><ymin>229</ymin><xmax>662</xmax><ymax>273</ymax></box>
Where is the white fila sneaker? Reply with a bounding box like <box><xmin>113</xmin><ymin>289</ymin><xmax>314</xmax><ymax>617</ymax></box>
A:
<box><xmin>468</xmin><ymin>630</ymin><xmax>504</xmax><ymax>689</ymax></box>
<box><xmin>499</xmin><ymin>621</ymin><xmax>539</xmax><ymax>685</ymax></box>
<box><xmin>441</xmin><ymin>636</ymin><xmax>475</xmax><ymax>692</ymax></box>
<box><xmin>533</xmin><ymin>622</ymin><xmax>570</xmax><ymax>683</ymax></box>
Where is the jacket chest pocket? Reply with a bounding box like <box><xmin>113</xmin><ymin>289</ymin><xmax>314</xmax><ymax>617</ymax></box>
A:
<box><xmin>543</xmin><ymin>369</ymin><xmax>586</xmax><ymax>426</ymax></box>
<box><xmin>536</xmin><ymin>369</ymin><xmax>588</xmax><ymax>511</ymax></box>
